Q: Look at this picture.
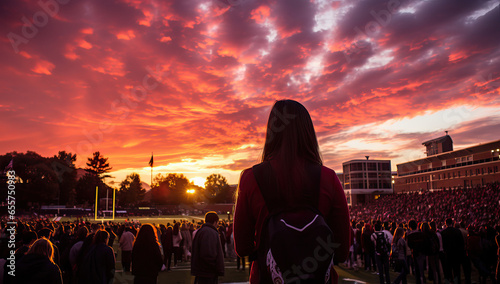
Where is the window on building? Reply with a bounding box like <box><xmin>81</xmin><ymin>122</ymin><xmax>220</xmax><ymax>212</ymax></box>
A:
<box><xmin>379</xmin><ymin>181</ymin><xmax>391</xmax><ymax>188</ymax></box>
<box><xmin>379</xmin><ymin>173</ymin><xmax>391</xmax><ymax>179</ymax></box>
<box><xmin>351</xmin><ymin>181</ymin><xmax>365</xmax><ymax>189</ymax></box>
<box><xmin>350</xmin><ymin>163</ymin><xmax>363</xmax><ymax>171</ymax></box>
<box><xmin>367</xmin><ymin>163</ymin><xmax>377</xmax><ymax>171</ymax></box>
<box><xmin>379</xmin><ymin>163</ymin><xmax>390</xmax><ymax>171</ymax></box>
<box><xmin>351</xmin><ymin>173</ymin><xmax>363</xmax><ymax>179</ymax></box>
<box><xmin>495</xmin><ymin>166</ymin><xmax>498</xmax><ymax>173</ymax></box>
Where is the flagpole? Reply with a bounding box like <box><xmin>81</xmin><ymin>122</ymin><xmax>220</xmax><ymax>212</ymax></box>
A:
<box><xmin>94</xmin><ymin>185</ymin><xmax>98</xmax><ymax>220</ymax></box>
<box><xmin>151</xmin><ymin>152</ymin><xmax>153</xmax><ymax>189</ymax></box>
<box><xmin>112</xmin><ymin>188</ymin><xmax>116</xmax><ymax>220</ymax></box>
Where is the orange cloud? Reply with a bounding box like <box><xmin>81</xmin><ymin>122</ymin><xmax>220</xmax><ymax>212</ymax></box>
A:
<box><xmin>77</xmin><ymin>39</ymin><xmax>92</xmax><ymax>49</ymax></box>
<box><xmin>116</xmin><ymin>30</ymin><xmax>136</xmax><ymax>40</ymax></box>
<box><xmin>251</xmin><ymin>5</ymin><xmax>271</xmax><ymax>24</ymax></box>
<box><xmin>32</xmin><ymin>60</ymin><xmax>55</xmax><ymax>75</ymax></box>
<box><xmin>85</xmin><ymin>57</ymin><xmax>126</xmax><ymax>76</ymax></box>
<box><xmin>448</xmin><ymin>51</ymin><xmax>467</xmax><ymax>62</ymax></box>
<box><xmin>81</xmin><ymin>28</ymin><xmax>94</xmax><ymax>35</ymax></box>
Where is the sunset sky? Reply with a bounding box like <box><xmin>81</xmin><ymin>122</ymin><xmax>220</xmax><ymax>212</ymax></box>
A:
<box><xmin>1</xmin><ymin>0</ymin><xmax>499</xmax><ymax>187</ymax></box>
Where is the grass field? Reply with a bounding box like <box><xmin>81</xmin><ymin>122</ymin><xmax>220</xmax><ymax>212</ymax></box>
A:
<box><xmin>60</xmin><ymin>215</ymin><xmax>206</xmax><ymax>225</ymax></box>
<box><xmin>60</xmin><ymin>216</ymin><xmax>475</xmax><ymax>284</ymax></box>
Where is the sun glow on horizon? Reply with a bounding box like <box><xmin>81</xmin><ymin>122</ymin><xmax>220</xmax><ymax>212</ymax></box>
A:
<box><xmin>190</xmin><ymin>177</ymin><xmax>206</xmax><ymax>188</ymax></box>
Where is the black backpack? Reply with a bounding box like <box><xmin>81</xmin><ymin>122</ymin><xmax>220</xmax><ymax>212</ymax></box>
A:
<box><xmin>252</xmin><ymin>161</ymin><xmax>336</xmax><ymax>284</ymax></box>
<box><xmin>374</xmin><ymin>232</ymin><xmax>390</xmax><ymax>255</ymax></box>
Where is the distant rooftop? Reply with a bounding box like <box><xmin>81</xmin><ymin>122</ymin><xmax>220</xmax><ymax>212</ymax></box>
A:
<box><xmin>422</xmin><ymin>134</ymin><xmax>452</xmax><ymax>146</ymax></box>
<box><xmin>422</xmin><ymin>132</ymin><xmax>453</xmax><ymax>156</ymax></box>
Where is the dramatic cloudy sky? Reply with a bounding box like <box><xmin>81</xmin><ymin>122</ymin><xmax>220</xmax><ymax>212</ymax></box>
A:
<box><xmin>1</xmin><ymin>0</ymin><xmax>499</xmax><ymax>186</ymax></box>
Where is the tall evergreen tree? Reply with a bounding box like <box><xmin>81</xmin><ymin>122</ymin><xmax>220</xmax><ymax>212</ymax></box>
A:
<box><xmin>85</xmin><ymin>151</ymin><xmax>113</xmax><ymax>180</ymax></box>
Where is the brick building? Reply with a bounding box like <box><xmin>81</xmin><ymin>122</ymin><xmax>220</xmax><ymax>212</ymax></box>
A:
<box><xmin>394</xmin><ymin>135</ymin><xmax>500</xmax><ymax>193</ymax></box>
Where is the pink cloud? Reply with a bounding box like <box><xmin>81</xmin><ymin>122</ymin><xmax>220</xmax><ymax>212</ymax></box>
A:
<box><xmin>32</xmin><ymin>60</ymin><xmax>55</xmax><ymax>75</ymax></box>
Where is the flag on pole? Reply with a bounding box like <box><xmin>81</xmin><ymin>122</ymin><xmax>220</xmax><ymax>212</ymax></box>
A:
<box><xmin>148</xmin><ymin>154</ymin><xmax>153</xmax><ymax>167</ymax></box>
<box><xmin>3</xmin><ymin>159</ymin><xmax>13</xmax><ymax>174</ymax></box>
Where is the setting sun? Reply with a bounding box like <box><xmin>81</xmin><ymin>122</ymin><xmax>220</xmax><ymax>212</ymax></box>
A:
<box><xmin>191</xmin><ymin>177</ymin><xmax>206</xmax><ymax>188</ymax></box>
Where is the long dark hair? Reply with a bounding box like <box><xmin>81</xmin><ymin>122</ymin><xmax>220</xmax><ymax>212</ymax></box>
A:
<box><xmin>134</xmin><ymin>224</ymin><xmax>160</xmax><ymax>250</ymax></box>
<box><xmin>393</xmin><ymin>227</ymin><xmax>405</xmax><ymax>245</ymax></box>
<box><xmin>135</xmin><ymin>224</ymin><xmax>160</xmax><ymax>247</ymax></box>
<box><xmin>261</xmin><ymin>100</ymin><xmax>322</xmax><ymax>205</ymax></box>
<box><xmin>173</xmin><ymin>222</ymin><xmax>180</xmax><ymax>236</ymax></box>
<box><xmin>92</xmin><ymin>229</ymin><xmax>109</xmax><ymax>246</ymax></box>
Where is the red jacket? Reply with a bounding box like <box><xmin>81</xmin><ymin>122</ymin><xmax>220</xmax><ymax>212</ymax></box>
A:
<box><xmin>233</xmin><ymin>165</ymin><xmax>351</xmax><ymax>284</ymax></box>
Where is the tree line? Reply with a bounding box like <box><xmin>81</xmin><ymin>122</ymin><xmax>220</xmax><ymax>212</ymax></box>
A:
<box><xmin>0</xmin><ymin>151</ymin><xmax>234</xmax><ymax>210</ymax></box>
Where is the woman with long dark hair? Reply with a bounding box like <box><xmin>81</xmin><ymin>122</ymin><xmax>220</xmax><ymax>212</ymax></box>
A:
<box><xmin>392</xmin><ymin>227</ymin><xmax>409</xmax><ymax>284</ymax></box>
<box><xmin>131</xmin><ymin>224</ymin><xmax>163</xmax><ymax>284</ymax></box>
<box><xmin>233</xmin><ymin>100</ymin><xmax>350</xmax><ymax>284</ymax></box>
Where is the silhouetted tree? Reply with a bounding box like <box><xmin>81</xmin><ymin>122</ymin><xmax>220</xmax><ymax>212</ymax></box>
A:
<box><xmin>0</xmin><ymin>151</ymin><xmax>59</xmax><ymax>209</ymax></box>
<box><xmin>75</xmin><ymin>172</ymin><xmax>101</xmax><ymax>205</ymax></box>
<box><xmin>204</xmin><ymin>174</ymin><xmax>231</xmax><ymax>203</ymax></box>
<box><xmin>118</xmin><ymin>173</ymin><xmax>145</xmax><ymax>206</ymax></box>
<box><xmin>54</xmin><ymin>151</ymin><xmax>76</xmax><ymax>167</ymax></box>
<box><xmin>85</xmin><ymin>151</ymin><xmax>112</xmax><ymax>180</ymax></box>
<box><xmin>150</xmin><ymin>173</ymin><xmax>192</xmax><ymax>205</ymax></box>
<box><xmin>51</xmin><ymin>151</ymin><xmax>77</xmax><ymax>206</ymax></box>
<box><xmin>75</xmin><ymin>151</ymin><xmax>114</xmax><ymax>205</ymax></box>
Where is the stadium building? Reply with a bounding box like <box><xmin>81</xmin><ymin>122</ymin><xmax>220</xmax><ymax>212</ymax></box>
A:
<box><xmin>394</xmin><ymin>134</ymin><xmax>500</xmax><ymax>193</ymax></box>
<box><xmin>342</xmin><ymin>157</ymin><xmax>392</xmax><ymax>205</ymax></box>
